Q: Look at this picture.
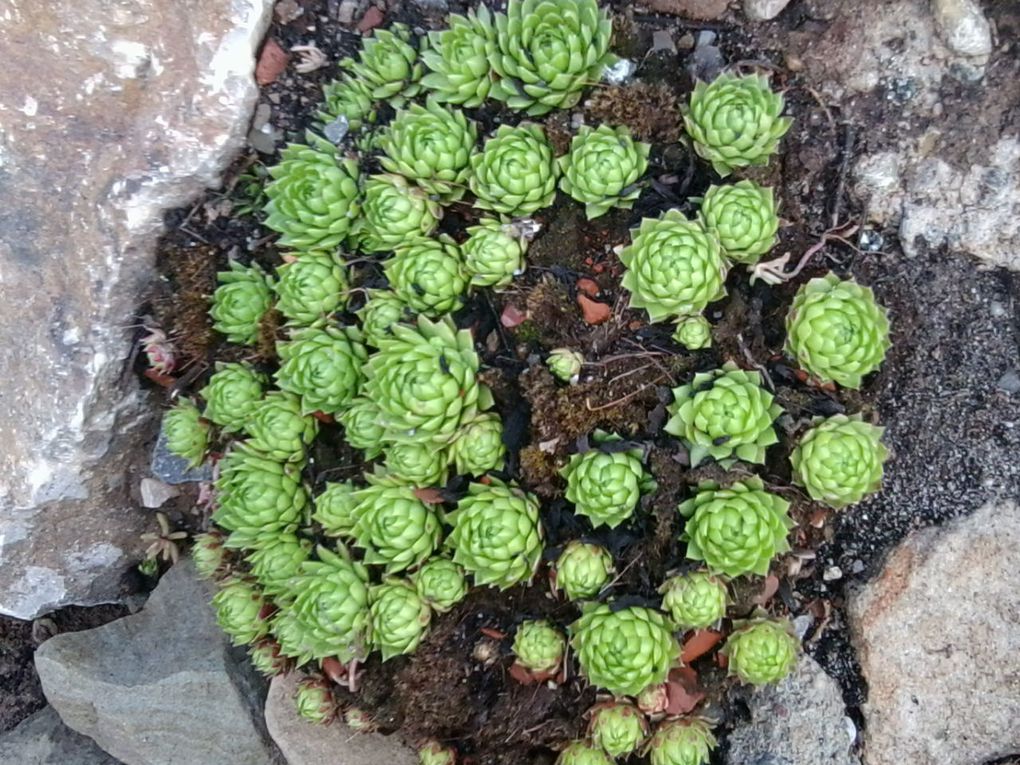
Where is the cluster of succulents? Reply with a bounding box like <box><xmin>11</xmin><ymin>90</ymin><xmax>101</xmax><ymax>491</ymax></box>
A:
<box><xmin>154</xmin><ymin>4</ymin><xmax>898</xmax><ymax>762</ymax></box>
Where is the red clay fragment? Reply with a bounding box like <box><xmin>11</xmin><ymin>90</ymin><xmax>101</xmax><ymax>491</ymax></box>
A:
<box><xmin>357</xmin><ymin>6</ymin><xmax>385</xmax><ymax>33</ymax></box>
<box><xmin>578</xmin><ymin>294</ymin><xmax>611</xmax><ymax>325</ymax></box>
<box><xmin>256</xmin><ymin>38</ymin><xmax>289</xmax><ymax>85</ymax></box>
<box><xmin>680</xmin><ymin>629</ymin><xmax>723</xmax><ymax>664</ymax></box>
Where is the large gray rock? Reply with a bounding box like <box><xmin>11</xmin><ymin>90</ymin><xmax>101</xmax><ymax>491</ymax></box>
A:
<box><xmin>849</xmin><ymin>501</ymin><xmax>1020</xmax><ymax>765</ymax></box>
<box><xmin>35</xmin><ymin>560</ymin><xmax>281</xmax><ymax>765</ymax></box>
<box><xmin>726</xmin><ymin>656</ymin><xmax>859</xmax><ymax>765</ymax></box>
<box><xmin>265</xmin><ymin>673</ymin><xmax>416</xmax><ymax>765</ymax></box>
<box><xmin>0</xmin><ymin>0</ymin><xmax>274</xmax><ymax>619</ymax></box>
<box><xmin>0</xmin><ymin>706</ymin><xmax>123</xmax><ymax>765</ymax></box>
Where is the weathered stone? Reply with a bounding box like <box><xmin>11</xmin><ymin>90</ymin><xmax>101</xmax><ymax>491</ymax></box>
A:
<box><xmin>0</xmin><ymin>0</ymin><xmax>273</xmax><ymax>620</ymax></box>
<box><xmin>138</xmin><ymin>477</ymin><xmax>179</xmax><ymax>509</ymax></box>
<box><xmin>932</xmin><ymin>0</ymin><xmax>992</xmax><ymax>57</ymax></box>
<box><xmin>744</xmin><ymin>0</ymin><xmax>793</xmax><ymax>21</ymax></box>
<box><xmin>849</xmin><ymin>501</ymin><xmax>1020</xmax><ymax>765</ymax></box>
<box><xmin>35</xmin><ymin>560</ymin><xmax>281</xmax><ymax>765</ymax></box>
<box><xmin>0</xmin><ymin>706</ymin><xmax>124</xmax><ymax>765</ymax></box>
<box><xmin>150</xmin><ymin>424</ymin><xmax>214</xmax><ymax>485</ymax></box>
<box><xmin>726</xmin><ymin>656</ymin><xmax>859</xmax><ymax>765</ymax></box>
<box><xmin>265</xmin><ymin>673</ymin><xmax>416</xmax><ymax>765</ymax></box>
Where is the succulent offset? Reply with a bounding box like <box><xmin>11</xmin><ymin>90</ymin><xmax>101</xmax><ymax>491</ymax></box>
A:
<box><xmin>722</xmin><ymin>614</ymin><xmax>800</xmax><ymax>686</ymax></box>
<box><xmin>383</xmin><ymin>441</ymin><xmax>450</xmax><ymax>486</ymax></box>
<box><xmin>192</xmin><ymin>531</ymin><xmax>228</xmax><ymax>580</ymax></box>
<box><xmin>244</xmin><ymin>391</ymin><xmax>318</xmax><ymax>463</ymax></box>
<box><xmin>163</xmin><ymin>398</ymin><xmax>209</xmax><ymax>468</ymax></box>
<box><xmin>588</xmin><ymin>702</ymin><xmax>649</xmax><ymax>758</ymax></box>
<box><xmin>275</xmin><ymin>324</ymin><xmax>366</xmax><ymax>415</ymax></box>
<box><xmin>370</xmin><ymin>578</ymin><xmax>432</xmax><ymax>660</ymax></box>
<box><xmin>698</xmin><ymin>181</ymin><xmax>779</xmax><ymax>265</ymax></box>
<box><xmin>678</xmin><ymin>477</ymin><xmax>794</xmax><ymax>578</ymax></box>
<box><xmin>384</xmin><ymin>237</ymin><xmax>467</xmax><ymax>316</ymax></box>
<box><xmin>558</xmin><ymin>124</ymin><xmax>650</xmax><ymax>219</ymax></box>
<box><xmin>274</xmin><ymin>251</ymin><xmax>348</xmax><ymax>326</ymax></box>
<box><xmin>341</xmin><ymin>24</ymin><xmax>424</xmax><ymax>107</ymax></box>
<box><xmin>357</xmin><ymin>290</ymin><xmax>410</xmax><ymax>347</ymax></box>
<box><xmin>210</xmin><ymin>260</ymin><xmax>274</xmax><ymax>345</ymax></box>
<box><xmin>351</xmin><ymin>478</ymin><xmax>442</xmax><ymax>573</ymax></box>
<box><xmin>620</xmin><ymin>210</ymin><xmax>728</xmax><ymax>322</ymax></box>
<box><xmin>318</xmin><ymin>76</ymin><xmax>375</xmax><ymax>132</ymax></box>
<box><xmin>684</xmin><ymin>73</ymin><xmax>792</xmax><ymax>177</ymax></box>
<box><xmin>672</xmin><ymin>316</ymin><xmax>712</xmax><ymax>351</ymax></box>
<box><xmin>212</xmin><ymin>578</ymin><xmax>268</xmax><ymax>646</ymax></box>
<box><xmin>200</xmin><ymin>362</ymin><xmax>266</xmax><ymax>432</ymax></box>
<box><xmin>646</xmin><ymin>719</ymin><xmax>717</xmax><ymax>765</ymax></box>
<box><xmin>421</xmin><ymin>5</ymin><xmax>496</xmax><ymax>107</ymax></box>
<box><xmin>312</xmin><ymin>481</ymin><xmax>359</xmax><ymax>538</ymax></box>
<box><xmin>790</xmin><ymin>413</ymin><xmax>888</xmax><ymax>508</ymax></box>
<box><xmin>246</xmin><ymin>532</ymin><xmax>311</xmax><ymax>597</ymax></box>
<box><xmin>461</xmin><ymin>218</ymin><xmax>528</xmax><ymax>288</ymax></box>
<box><xmin>249</xmin><ymin>639</ymin><xmax>290</xmax><ymax>677</ymax></box>
<box><xmin>664</xmin><ymin>362</ymin><xmax>782</xmax><ymax>467</ymax></box>
<box><xmin>413</xmin><ymin>558</ymin><xmax>468</xmax><ymax>613</ymax></box>
<box><xmin>512</xmin><ymin>619</ymin><xmax>567</xmax><ymax>673</ymax></box>
<box><xmin>785</xmin><ymin>273</ymin><xmax>891</xmax><ymax>389</ymax></box>
<box><xmin>469</xmin><ymin>123</ymin><xmax>558</xmax><ymax>216</ymax></box>
<box><xmin>555</xmin><ymin>540</ymin><xmax>614</xmax><ymax>601</ymax></box>
<box><xmin>449</xmin><ymin>413</ymin><xmax>506</xmax><ymax>476</ymax></box>
<box><xmin>557</xmin><ymin>741</ymin><xmax>614</xmax><ymax>765</ymax></box>
<box><xmin>358</xmin><ymin>173</ymin><xmax>442</xmax><ymax>253</ymax></box>
<box><xmin>659</xmin><ymin>571</ymin><xmax>728</xmax><ymax>630</ymax></box>
<box><xmin>294</xmin><ymin>677</ymin><xmax>336</xmax><ymax>725</ymax></box>
<box><xmin>420</xmin><ymin>741</ymin><xmax>458</xmax><ymax>765</ymax></box>
<box><xmin>337</xmin><ymin>397</ymin><xmax>387</xmax><ymax>458</ymax></box>
<box><xmin>562</xmin><ymin>436</ymin><xmax>655</xmax><ymax>529</ymax></box>
<box><xmin>547</xmin><ymin>348</ymin><xmax>584</xmax><ymax>383</ymax></box>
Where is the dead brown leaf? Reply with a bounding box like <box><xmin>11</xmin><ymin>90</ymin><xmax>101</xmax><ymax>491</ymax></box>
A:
<box><xmin>664</xmin><ymin>667</ymin><xmax>704</xmax><ymax>716</ymax></box>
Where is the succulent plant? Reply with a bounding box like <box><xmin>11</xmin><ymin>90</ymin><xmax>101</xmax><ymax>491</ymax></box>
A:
<box><xmin>547</xmin><ymin>348</ymin><xmax>584</xmax><ymax>383</ymax></box>
<box><xmin>274</xmin><ymin>251</ymin><xmax>348</xmax><ymax>326</ymax></box>
<box><xmin>379</xmin><ymin>99</ymin><xmax>478</xmax><ymax>201</ymax></box>
<box><xmin>263</xmin><ymin>134</ymin><xmax>361</xmax><ymax>250</ymax></box>
<box><xmin>469</xmin><ymin>123</ymin><xmax>558</xmax><ymax>216</ymax></box>
<box><xmin>490</xmin><ymin>0</ymin><xmax>616</xmax><ymax>116</ymax></box>
<box><xmin>274</xmin><ymin>324</ymin><xmax>366</xmax><ymax>416</ymax></box>
<box><xmin>659</xmin><ymin>571</ymin><xmax>728</xmax><ymax>631</ymax></box>
<box><xmin>212</xmin><ymin>577</ymin><xmax>268</xmax><ymax>646</ymax></box>
<box><xmin>672</xmin><ymin>316</ymin><xmax>712</xmax><ymax>351</ymax></box>
<box><xmin>200</xmin><ymin>362</ymin><xmax>266</xmax><ymax>433</ymax></box>
<box><xmin>678</xmin><ymin>477</ymin><xmax>794</xmax><ymax>578</ymax></box>
<box><xmin>358</xmin><ymin>174</ymin><xmax>442</xmax><ymax>253</ymax></box>
<box><xmin>341</xmin><ymin>23</ymin><xmax>424</xmax><ymax>107</ymax></box>
<box><xmin>790</xmin><ymin>413</ymin><xmax>887</xmax><ymax>508</ymax></box>
<box><xmin>636</xmin><ymin>684</ymin><xmax>669</xmax><ymax>717</ymax></box>
<box><xmin>722</xmin><ymin>614</ymin><xmax>800</xmax><ymax>686</ymax></box>
<box><xmin>562</xmin><ymin>435</ymin><xmax>656</xmax><ymax>529</ymax></box>
<box><xmin>318</xmin><ymin>76</ymin><xmax>376</xmax><ymax>133</ymax></box>
<box><xmin>357</xmin><ymin>289</ymin><xmax>411</xmax><ymax>347</ymax></box>
<box><xmin>697</xmin><ymin>181</ymin><xmax>779</xmax><ymax>265</ymax></box>
<box><xmin>555</xmin><ymin>541</ymin><xmax>614</xmax><ymax>601</ymax></box>
<box><xmin>413</xmin><ymin>558</ymin><xmax>469</xmax><ymax>613</ymax></box>
<box><xmin>556</xmin><ymin>741</ymin><xmax>614</xmax><ymax>765</ymax></box>
<box><xmin>588</xmin><ymin>702</ymin><xmax>649</xmax><ymax>758</ymax></box>
<box><xmin>384</xmin><ymin>236</ymin><xmax>467</xmax><ymax>316</ymax></box>
<box><xmin>249</xmin><ymin>639</ymin><xmax>290</xmax><ymax>677</ymax></box>
<box><xmin>683</xmin><ymin>73</ymin><xmax>792</xmax><ymax>177</ymax></box>
<box><xmin>512</xmin><ymin>619</ymin><xmax>566</xmax><ymax>673</ymax></box>
<box><xmin>285</xmin><ymin>545</ymin><xmax>372</xmax><ymax>663</ymax></box>
<box><xmin>212</xmin><ymin>443</ymin><xmax>308</xmax><ymax>544</ymax></box>
<box><xmin>246</xmin><ymin>532</ymin><xmax>312</xmax><ymax>596</ymax></box>
<box><xmin>192</xmin><ymin>530</ymin><xmax>229</xmax><ymax>580</ymax></box>
<box><xmin>447</xmin><ymin>479</ymin><xmax>544</xmax><ymax>590</ymax></box>
<box><xmin>210</xmin><ymin>260</ymin><xmax>274</xmax><ymax>345</ymax></box>
<box><xmin>449</xmin><ymin>413</ymin><xmax>506</xmax><ymax>476</ymax></box>
<box><xmin>419</xmin><ymin>741</ymin><xmax>458</xmax><ymax>765</ymax></box>
<box><xmin>351</xmin><ymin>477</ymin><xmax>443</xmax><ymax>573</ymax></box>
<box><xmin>646</xmin><ymin>719</ymin><xmax>717</xmax><ymax>765</ymax></box>
<box><xmin>383</xmin><ymin>441</ymin><xmax>450</xmax><ymax>486</ymax></box>
<box><xmin>163</xmin><ymin>398</ymin><xmax>209</xmax><ymax>468</ymax></box>
<box><xmin>664</xmin><ymin>362</ymin><xmax>782</xmax><ymax>467</ymax></box>
<box><xmin>558</xmin><ymin>125</ymin><xmax>650</xmax><ymax>219</ymax></box>
<box><xmin>620</xmin><ymin>210</ymin><xmax>728</xmax><ymax>322</ymax></box>
<box><xmin>461</xmin><ymin>218</ymin><xmax>528</xmax><ymax>288</ymax></box>
<box><xmin>337</xmin><ymin>396</ymin><xmax>387</xmax><ymax>458</ymax></box>
<box><xmin>345</xmin><ymin>708</ymin><xmax>378</xmax><ymax>732</ymax></box>
<box><xmin>244</xmin><ymin>391</ymin><xmax>319</xmax><ymax>463</ymax></box>
<box><xmin>370</xmin><ymin>578</ymin><xmax>432</xmax><ymax>660</ymax></box>
<box><xmin>294</xmin><ymin>676</ymin><xmax>337</xmax><ymax>725</ymax></box>
<box><xmin>421</xmin><ymin>5</ymin><xmax>497</xmax><ymax>107</ymax></box>
<box><xmin>312</xmin><ymin>481</ymin><xmax>359</xmax><ymax>538</ymax></box>
<box><xmin>785</xmin><ymin>273</ymin><xmax>891</xmax><ymax>389</ymax></box>
<box><xmin>571</xmin><ymin>604</ymin><xmax>679</xmax><ymax>697</ymax></box>
<box><xmin>364</xmin><ymin>315</ymin><xmax>492</xmax><ymax>444</ymax></box>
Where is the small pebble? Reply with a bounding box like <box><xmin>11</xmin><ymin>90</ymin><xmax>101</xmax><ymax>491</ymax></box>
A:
<box><xmin>996</xmin><ymin>369</ymin><xmax>1020</xmax><ymax>394</ymax></box>
<box><xmin>858</xmin><ymin>228</ymin><xmax>884</xmax><ymax>252</ymax></box>
<box><xmin>792</xmin><ymin>614</ymin><xmax>815</xmax><ymax>640</ymax></box>
<box><xmin>651</xmin><ymin>30</ymin><xmax>677</xmax><ymax>56</ymax></box>
<box><xmin>823</xmin><ymin>565</ymin><xmax>843</xmax><ymax>581</ymax></box>
<box><xmin>602</xmin><ymin>58</ymin><xmax>637</xmax><ymax>86</ymax></box>
<box><xmin>140</xmin><ymin>478</ymin><xmax>180</xmax><ymax>509</ymax></box>
<box><xmin>990</xmin><ymin>301</ymin><xmax>1007</xmax><ymax>318</ymax></box>
<box><xmin>851</xmin><ymin>559</ymin><xmax>866</xmax><ymax>575</ymax></box>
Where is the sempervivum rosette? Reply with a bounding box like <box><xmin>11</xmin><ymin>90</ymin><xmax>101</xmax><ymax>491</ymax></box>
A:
<box><xmin>210</xmin><ymin>260</ymin><xmax>274</xmax><ymax>345</ymax></box>
<box><xmin>318</xmin><ymin>76</ymin><xmax>376</xmax><ymax>133</ymax></box>
<box><xmin>357</xmin><ymin>174</ymin><xmax>442</xmax><ymax>253</ymax></box>
<box><xmin>384</xmin><ymin>236</ymin><xmax>467</xmax><ymax>316</ymax></box>
<box><xmin>419</xmin><ymin>741</ymin><xmax>457</xmax><ymax>765</ymax></box>
<box><xmin>620</xmin><ymin>210</ymin><xmax>728</xmax><ymax>322</ymax></box>
<box><xmin>672</xmin><ymin>315</ymin><xmax>712</xmax><ymax>351</ymax></box>
<box><xmin>722</xmin><ymin>613</ymin><xmax>800</xmax><ymax>686</ymax></box>
<box><xmin>312</xmin><ymin>481</ymin><xmax>358</xmax><ymax>538</ymax></box>
<box><xmin>659</xmin><ymin>571</ymin><xmax>728</xmax><ymax>631</ymax></box>
<box><xmin>192</xmin><ymin>530</ymin><xmax>228</xmax><ymax>580</ymax></box>
<box><xmin>351</xmin><ymin>476</ymin><xmax>442</xmax><ymax>573</ymax></box>
<box><xmin>469</xmin><ymin>123</ymin><xmax>558</xmax><ymax>216</ymax></box>
<box><xmin>678</xmin><ymin>477</ymin><xmax>794</xmax><ymax>578</ymax></box>
<box><xmin>294</xmin><ymin>676</ymin><xmax>337</xmax><ymax>725</ymax></box>
<box><xmin>490</xmin><ymin>0</ymin><xmax>616</xmax><ymax>116</ymax></box>
<box><xmin>785</xmin><ymin>273</ymin><xmax>891</xmax><ymax>389</ymax></box>
<box><xmin>588</xmin><ymin>702</ymin><xmax>649</xmax><ymax>759</ymax></box>
<box><xmin>461</xmin><ymin>218</ymin><xmax>528</xmax><ymax>288</ymax></box>
<box><xmin>363</xmin><ymin>315</ymin><xmax>493</xmax><ymax>444</ymax></box>
<box><xmin>683</xmin><ymin>73</ymin><xmax>792</xmax><ymax>177</ymax></box>
<box><xmin>557</xmin><ymin>741</ymin><xmax>614</xmax><ymax>765</ymax></box>
<box><xmin>558</xmin><ymin>124</ymin><xmax>650</xmax><ymax>219</ymax></box>
<box><xmin>421</xmin><ymin>5</ymin><xmax>497</xmax><ymax>107</ymax></box>
<box><xmin>379</xmin><ymin>99</ymin><xmax>478</xmax><ymax>201</ymax></box>
<box><xmin>555</xmin><ymin>541</ymin><xmax>613</xmax><ymax>601</ymax></box>
<box><xmin>512</xmin><ymin>619</ymin><xmax>566</xmax><ymax>674</ymax></box>
<box><xmin>413</xmin><ymin>558</ymin><xmax>468</xmax><ymax>613</ymax></box>
<box><xmin>200</xmin><ymin>362</ymin><xmax>266</xmax><ymax>433</ymax></box>
<box><xmin>449</xmin><ymin>413</ymin><xmax>506</xmax><ymax>476</ymax></box>
<box><xmin>263</xmin><ymin>134</ymin><xmax>361</xmax><ymax>250</ymax></box>
<box><xmin>340</xmin><ymin>23</ymin><xmax>423</xmax><ymax>107</ymax></box>
<box><xmin>274</xmin><ymin>324</ymin><xmax>366</xmax><ymax>416</ymax></box>
<box><xmin>249</xmin><ymin>639</ymin><xmax>291</xmax><ymax>678</ymax></box>
<box><xmin>244</xmin><ymin>391</ymin><xmax>319</xmax><ymax>463</ymax></box>
<box><xmin>274</xmin><ymin>251</ymin><xmax>348</xmax><ymax>327</ymax></box>
<box><xmin>383</xmin><ymin>441</ymin><xmax>450</xmax><ymax>486</ymax></box>
<box><xmin>547</xmin><ymin>348</ymin><xmax>584</xmax><ymax>384</ymax></box>
<box><xmin>561</xmin><ymin>434</ymin><xmax>656</xmax><ymax>529</ymax></box>
<box><xmin>163</xmin><ymin>398</ymin><xmax>209</xmax><ymax>468</ymax></box>
<box><xmin>246</xmin><ymin>532</ymin><xmax>311</xmax><ymax>597</ymax></box>
<box><xmin>212</xmin><ymin>577</ymin><xmax>268</xmax><ymax>646</ymax></box>
<box><xmin>697</xmin><ymin>180</ymin><xmax>779</xmax><ymax>265</ymax></box>
<box><xmin>357</xmin><ymin>289</ymin><xmax>411</xmax><ymax>347</ymax></box>
<box><xmin>664</xmin><ymin>362</ymin><xmax>782</xmax><ymax>467</ymax></box>
<box><xmin>447</xmin><ymin>479</ymin><xmax>544</xmax><ymax>590</ymax></box>
<box><xmin>337</xmin><ymin>397</ymin><xmax>386</xmax><ymax>458</ymax></box>
<box><xmin>570</xmin><ymin>604</ymin><xmax>679</xmax><ymax>697</ymax></box>
<box><xmin>790</xmin><ymin>413</ymin><xmax>888</xmax><ymax>508</ymax></box>
<box><xmin>369</xmin><ymin>578</ymin><xmax>432</xmax><ymax>660</ymax></box>
<box><xmin>646</xmin><ymin>719</ymin><xmax>717</xmax><ymax>765</ymax></box>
